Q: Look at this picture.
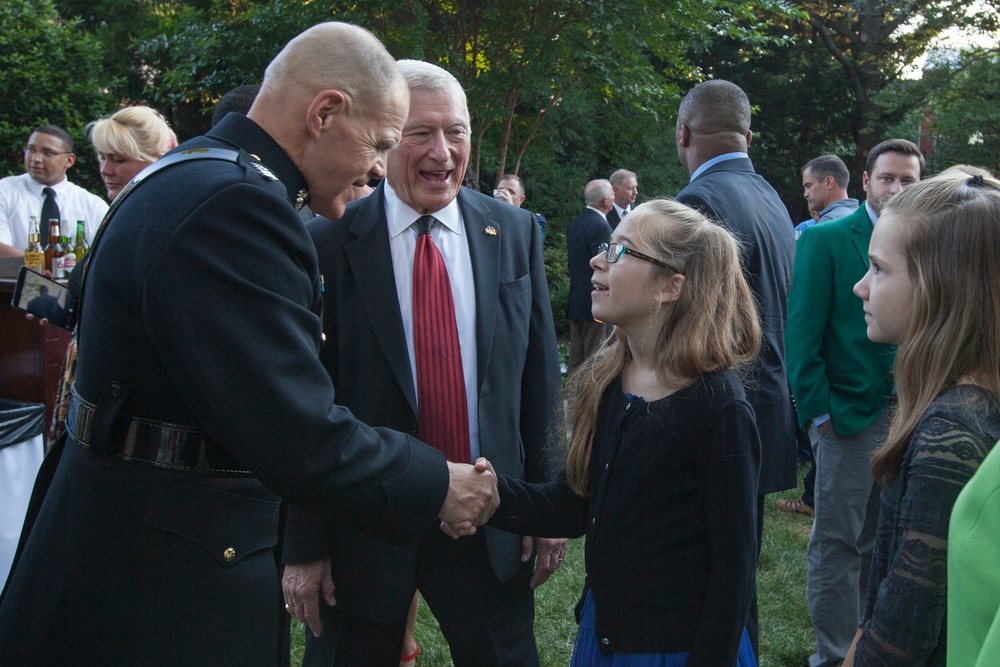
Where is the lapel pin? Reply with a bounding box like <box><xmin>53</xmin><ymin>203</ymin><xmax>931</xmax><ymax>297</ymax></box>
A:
<box><xmin>293</xmin><ymin>188</ymin><xmax>310</xmax><ymax>211</ymax></box>
<box><xmin>485</xmin><ymin>226</ymin><xmax>497</xmax><ymax>236</ymax></box>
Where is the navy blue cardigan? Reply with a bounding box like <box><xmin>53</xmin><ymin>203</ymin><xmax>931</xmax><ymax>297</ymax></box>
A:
<box><xmin>490</xmin><ymin>369</ymin><xmax>760</xmax><ymax>665</ymax></box>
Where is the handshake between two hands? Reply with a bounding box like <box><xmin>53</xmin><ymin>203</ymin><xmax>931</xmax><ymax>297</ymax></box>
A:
<box><xmin>439</xmin><ymin>457</ymin><xmax>498</xmax><ymax>539</ymax></box>
<box><xmin>284</xmin><ymin>457</ymin><xmax>568</xmax><ymax>636</ymax></box>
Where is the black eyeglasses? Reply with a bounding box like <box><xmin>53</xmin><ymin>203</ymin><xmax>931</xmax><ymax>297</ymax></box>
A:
<box><xmin>598</xmin><ymin>242</ymin><xmax>678</xmax><ymax>273</ymax></box>
<box><xmin>24</xmin><ymin>146</ymin><xmax>72</xmax><ymax>159</ymax></box>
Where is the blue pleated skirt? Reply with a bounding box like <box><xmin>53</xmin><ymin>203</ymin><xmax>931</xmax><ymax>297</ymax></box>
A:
<box><xmin>570</xmin><ymin>590</ymin><xmax>758</xmax><ymax>666</ymax></box>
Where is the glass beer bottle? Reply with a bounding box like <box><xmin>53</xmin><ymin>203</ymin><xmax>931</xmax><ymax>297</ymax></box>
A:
<box><xmin>45</xmin><ymin>220</ymin><xmax>65</xmax><ymax>278</ymax></box>
<box><xmin>23</xmin><ymin>216</ymin><xmax>45</xmax><ymax>272</ymax></box>
<box><xmin>73</xmin><ymin>220</ymin><xmax>89</xmax><ymax>261</ymax></box>
<box><xmin>62</xmin><ymin>228</ymin><xmax>77</xmax><ymax>273</ymax></box>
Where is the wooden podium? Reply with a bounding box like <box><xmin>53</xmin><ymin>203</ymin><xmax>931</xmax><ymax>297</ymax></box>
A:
<box><xmin>0</xmin><ymin>276</ymin><xmax>71</xmax><ymax>437</ymax></box>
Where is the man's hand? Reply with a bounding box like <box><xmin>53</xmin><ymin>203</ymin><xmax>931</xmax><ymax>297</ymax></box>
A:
<box><xmin>25</xmin><ymin>269</ymin><xmax>54</xmax><ymax>327</ymax></box>
<box><xmin>24</xmin><ymin>313</ymin><xmax>49</xmax><ymax>327</ymax></box>
<box><xmin>493</xmin><ymin>188</ymin><xmax>514</xmax><ymax>205</ymax></box>
<box><xmin>524</xmin><ymin>536</ymin><xmax>568</xmax><ymax>589</ymax></box>
<box><xmin>282</xmin><ymin>559</ymin><xmax>335</xmax><ymax>637</ymax></box>
<box><xmin>438</xmin><ymin>458</ymin><xmax>499</xmax><ymax>537</ymax></box>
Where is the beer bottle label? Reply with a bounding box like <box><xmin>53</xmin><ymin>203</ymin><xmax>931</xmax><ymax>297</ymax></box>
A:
<box><xmin>52</xmin><ymin>256</ymin><xmax>66</xmax><ymax>279</ymax></box>
<box><xmin>24</xmin><ymin>250</ymin><xmax>45</xmax><ymax>272</ymax></box>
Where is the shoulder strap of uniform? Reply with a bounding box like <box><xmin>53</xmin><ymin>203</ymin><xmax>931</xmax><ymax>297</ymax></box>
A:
<box><xmin>79</xmin><ymin>147</ymin><xmax>240</xmax><ymax>289</ymax></box>
<box><xmin>76</xmin><ymin>147</ymin><xmax>241</xmax><ymax>321</ymax></box>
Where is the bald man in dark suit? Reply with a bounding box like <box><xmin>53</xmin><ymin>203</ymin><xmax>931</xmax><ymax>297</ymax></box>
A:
<box><xmin>674</xmin><ymin>78</ymin><xmax>797</xmax><ymax>656</ymax></box>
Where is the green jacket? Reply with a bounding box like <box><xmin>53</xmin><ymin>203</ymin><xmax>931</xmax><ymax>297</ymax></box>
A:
<box><xmin>784</xmin><ymin>204</ymin><xmax>896</xmax><ymax>435</ymax></box>
<box><xmin>948</xmin><ymin>440</ymin><xmax>1000</xmax><ymax>667</ymax></box>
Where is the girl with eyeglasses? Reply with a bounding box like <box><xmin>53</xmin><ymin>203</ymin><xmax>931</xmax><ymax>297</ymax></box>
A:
<box><xmin>843</xmin><ymin>168</ymin><xmax>1000</xmax><ymax>666</ymax></box>
<box><xmin>472</xmin><ymin>198</ymin><xmax>761</xmax><ymax>666</ymax></box>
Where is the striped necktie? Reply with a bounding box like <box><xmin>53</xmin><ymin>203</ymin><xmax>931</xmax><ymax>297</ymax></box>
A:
<box><xmin>412</xmin><ymin>215</ymin><xmax>470</xmax><ymax>463</ymax></box>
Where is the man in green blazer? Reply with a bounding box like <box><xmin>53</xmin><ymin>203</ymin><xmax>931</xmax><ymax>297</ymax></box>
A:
<box><xmin>785</xmin><ymin>139</ymin><xmax>924</xmax><ymax>667</ymax></box>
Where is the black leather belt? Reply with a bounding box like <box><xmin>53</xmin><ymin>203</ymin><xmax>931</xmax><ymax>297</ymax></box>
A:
<box><xmin>66</xmin><ymin>389</ymin><xmax>251</xmax><ymax>475</ymax></box>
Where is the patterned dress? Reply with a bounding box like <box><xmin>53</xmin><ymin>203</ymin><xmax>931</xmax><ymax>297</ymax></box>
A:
<box><xmin>855</xmin><ymin>385</ymin><xmax>1000</xmax><ymax>665</ymax></box>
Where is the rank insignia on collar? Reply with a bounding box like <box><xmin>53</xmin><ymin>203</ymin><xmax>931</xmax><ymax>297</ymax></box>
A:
<box><xmin>293</xmin><ymin>188</ymin><xmax>310</xmax><ymax>211</ymax></box>
<box><xmin>485</xmin><ymin>226</ymin><xmax>497</xmax><ymax>236</ymax></box>
<box><xmin>250</xmin><ymin>162</ymin><xmax>278</xmax><ymax>182</ymax></box>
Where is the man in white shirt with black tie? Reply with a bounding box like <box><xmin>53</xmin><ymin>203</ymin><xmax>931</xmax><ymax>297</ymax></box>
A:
<box><xmin>0</xmin><ymin>125</ymin><xmax>108</xmax><ymax>258</ymax></box>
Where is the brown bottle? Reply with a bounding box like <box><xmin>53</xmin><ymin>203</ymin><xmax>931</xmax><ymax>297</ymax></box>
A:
<box><xmin>44</xmin><ymin>220</ymin><xmax>65</xmax><ymax>278</ymax></box>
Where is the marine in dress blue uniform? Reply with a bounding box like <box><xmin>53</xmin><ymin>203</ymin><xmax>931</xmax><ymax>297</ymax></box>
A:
<box><xmin>0</xmin><ymin>23</ymin><xmax>497</xmax><ymax>665</ymax></box>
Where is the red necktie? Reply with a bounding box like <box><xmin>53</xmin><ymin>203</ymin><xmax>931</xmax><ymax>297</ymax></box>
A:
<box><xmin>413</xmin><ymin>215</ymin><xmax>471</xmax><ymax>463</ymax></box>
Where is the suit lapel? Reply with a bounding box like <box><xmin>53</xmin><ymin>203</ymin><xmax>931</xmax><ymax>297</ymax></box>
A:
<box><xmin>849</xmin><ymin>206</ymin><xmax>874</xmax><ymax>270</ymax></box>
<box><xmin>345</xmin><ymin>186</ymin><xmax>418</xmax><ymax>414</ymax></box>
<box><xmin>457</xmin><ymin>188</ymin><xmax>500</xmax><ymax>392</ymax></box>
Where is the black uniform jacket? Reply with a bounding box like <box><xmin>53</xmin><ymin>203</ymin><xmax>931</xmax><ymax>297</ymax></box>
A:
<box><xmin>0</xmin><ymin>113</ymin><xmax>450</xmax><ymax>665</ymax></box>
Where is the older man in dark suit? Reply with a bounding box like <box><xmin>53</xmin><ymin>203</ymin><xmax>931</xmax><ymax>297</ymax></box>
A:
<box><xmin>606</xmin><ymin>168</ymin><xmax>637</xmax><ymax>229</ymax></box>
<box><xmin>674</xmin><ymin>78</ymin><xmax>797</xmax><ymax>655</ymax></box>
<box><xmin>566</xmin><ymin>178</ymin><xmax>613</xmax><ymax>373</ymax></box>
<box><xmin>282</xmin><ymin>60</ymin><xmax>564</xmax><ymax>666</ymax></box>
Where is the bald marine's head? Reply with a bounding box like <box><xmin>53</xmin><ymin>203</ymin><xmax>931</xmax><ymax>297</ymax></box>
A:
<box><xmin>249</xmin><ymin>22</ymin><xmax>410</xmax><ymax>219</ymax></box>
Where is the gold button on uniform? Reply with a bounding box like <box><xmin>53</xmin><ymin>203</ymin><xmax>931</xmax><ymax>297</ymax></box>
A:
<box><xmin>223</xmin><ymin>547</ymin><xmax>236</xmax><ymax>563</ymax></box>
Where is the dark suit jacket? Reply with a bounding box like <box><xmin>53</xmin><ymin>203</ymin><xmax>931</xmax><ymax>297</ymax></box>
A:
<box><xmin>0</xmin><ymin>114</ymin><xmax>450</xmax><ymax>664</ymax></box>
<box><xmin>785</xmin><ymin>204</ymin><xmax>896</xmax><ymax>434</ymax></box>
<box><xmin>606</xmin><ymin>206</ymin><xmax>627</xmax><ymax>229</ymax></box>
<box><xmin>676</xmin><ymin>156</ymin><xmax>797</xmax><ymax>495</ymax></box>
<box><xmin>566</xmin><ymin>207</ymin><xmax>612</xmax><ymax>321</ymax></box>
<box><xmin>284</xmin><ymin>183</ymin><xmax>562</xmax><ymax>623</ymax></box>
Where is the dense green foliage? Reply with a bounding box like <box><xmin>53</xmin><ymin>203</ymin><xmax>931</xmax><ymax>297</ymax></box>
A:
<box><xmin>797</xmin><ymin>0</ymin><xmax>1000</xmax><ymax>172</ymax></box>
<box><xmin>0</xmin><ymin>0</ymin><xmax>116</xmax><ymax>192</ymax></box>
<box><xmin>2</xmin><ymin>0</ymin><xmax>997</xmax><ymax>314</ymax></box>
<box><xmin>888</xmin><ymin>49</ymin><xmax>1000</xmax><ymax>174</ymax></box>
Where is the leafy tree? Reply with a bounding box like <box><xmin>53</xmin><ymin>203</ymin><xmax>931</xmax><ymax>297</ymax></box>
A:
<box><xmin>0</xmin><ymin>0</ymin><xmax>115</xmax><ymax>191</ymax></box>
<box><xmin>886</xmin><ymin>48</ymin><xmax>1000</xmax><ymax>173</ymax></box>
<box><xmin>801</xmin><ymin>0</ymin><xmax>1000</xmax><ymax>171</ymax></box>
<box><xmin>694</xmin><ymin>7</ymin><xmax>862</xmax><ymax>215</ymax></box>
<box><xmin>53</xmin><ymin>0</ymin><xmax>167</xmax><ymax>104</ymax></box>
<box><xmin>687</xmin><ymin>1</ymin><xmax>1000</xmax><ymax>214</ymax></box>
<box><xmin>120</xmin><ymin>0</ymin><xmax>787</xmax><ymax>313</ymax></box>
<box><xmin>128</xmin><ymin>0</ymin><xmax>785</xmax><ymax>195</ymax></box>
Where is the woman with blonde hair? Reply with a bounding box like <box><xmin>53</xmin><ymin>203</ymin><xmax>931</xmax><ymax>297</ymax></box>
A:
<box><xmin>846</xmin><ymin>168</ymin><xmax>1000</xmax><ymax>665</ymax></box>
<box><xmin>87</xmin><ymin>105</ymin><xmax>176</xmax><ymax>200</ymax></box>
<box><xmin>476</xmin><ymin>198</ymin><xmax>762</xmax><ymax>665</ymax></box>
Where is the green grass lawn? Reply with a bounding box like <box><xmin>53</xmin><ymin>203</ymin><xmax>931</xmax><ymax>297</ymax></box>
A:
<box><xmin>290</xmin><ymin>467</ymin><xmax>816</xmax><ymax>666</ymax></box>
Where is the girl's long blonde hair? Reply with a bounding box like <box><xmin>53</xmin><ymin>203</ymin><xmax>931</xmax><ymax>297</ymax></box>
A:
<box><xmin>872</xmin><ymin>167</ymin><xmax>1000</xmax><ymax>482</ymax></box>
<box><xmin>564</xmin><ymin>199</ymin><xmax>761</xmax><ymax>496</ymax></box>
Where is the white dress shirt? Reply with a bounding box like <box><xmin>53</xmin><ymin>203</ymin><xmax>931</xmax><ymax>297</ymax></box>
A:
<box><xmin>611</xmin><ymin>202</ymin><xmax>630</xmax><ymax>219</ymax></box>
<box><xmin>384</xmin><ymin>181</ymin><xmax>480</xmax><ymax>461</ymax></box>
<box><xmin>0</xmin><ymin>173</ymin><xmax>108</xmax><ymax>249</ymax></box>
<box><xmin>588</xmin><ymin>205</ymin><xmax>609</xmax><ymax>219</ymax></box>
<box><xmin>689</xmin><ymin>151</ymin><xmax>749</xmax><ymax>182</ymax></box>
